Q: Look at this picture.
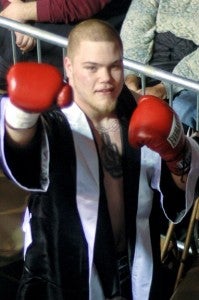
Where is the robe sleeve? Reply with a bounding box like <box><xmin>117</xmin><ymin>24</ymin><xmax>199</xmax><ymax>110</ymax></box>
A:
<box><xmin>0</xmin><ymin>97</ymin><xmax>49</xmax><ymax>192</ymax></box>
<box><xmin>160</xmin><ymin>138</ymin><xmax>199</xmax><ymax>223</ymax></box>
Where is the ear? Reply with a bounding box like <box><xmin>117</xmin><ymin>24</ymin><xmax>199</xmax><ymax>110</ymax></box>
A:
<box><xmin>64</xmin><ymin>57</ymin><xmax>72</xmax><ymax>79</ymax></box>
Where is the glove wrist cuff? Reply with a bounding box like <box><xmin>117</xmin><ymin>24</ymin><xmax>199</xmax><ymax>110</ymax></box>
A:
<box><xmin>5</xmin><ymin>99</ymin><xmax>39</xmax><ymax>129</ymax></box>
<box><xmin>166</xmin><ymin>139</ymin><xmax>191</xmax><ymax>176</ymax></box>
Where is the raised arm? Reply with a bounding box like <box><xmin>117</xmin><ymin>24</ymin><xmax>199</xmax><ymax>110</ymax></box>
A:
<box><xmin>5</xmin><ymin>62</ymin><xmax>71</xmax><ymax>147</ymax></box>
<box><xmin>128</xmin><ymin>95</ymin><xmax>192</xmax><ymax>190</ymax></box>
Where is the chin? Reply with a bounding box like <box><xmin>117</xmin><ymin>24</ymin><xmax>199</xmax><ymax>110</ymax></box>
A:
<box><xmin>102</xmin><ymin>102</ymin><xmax>117</xmax><ymax>115</ymax></box>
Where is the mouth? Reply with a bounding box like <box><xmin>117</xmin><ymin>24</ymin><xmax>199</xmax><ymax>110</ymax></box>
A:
<box><xmin>96</xmin><ymin>87</ymin><xmax>114</xmax><ymax>94</ymax></box>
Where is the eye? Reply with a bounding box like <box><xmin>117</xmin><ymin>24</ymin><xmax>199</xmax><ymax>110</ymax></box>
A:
<box><xmin>111</xmin><ymin>63</ymin><xmax>122</xmax><ymax>71</ymax></box>
<box><xmin>85</xmin><ymin>65</ymin><xmax>97</xmax><ymax>72</ymax></box>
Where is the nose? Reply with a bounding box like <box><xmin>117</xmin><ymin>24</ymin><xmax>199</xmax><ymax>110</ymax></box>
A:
<box><xmin>100</xmin><ymin>67</ymin><xmax>112</xmax><ymax>82</ymax></box>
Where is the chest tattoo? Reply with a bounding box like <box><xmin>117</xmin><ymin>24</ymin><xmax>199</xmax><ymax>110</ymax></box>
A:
<box><xmin>100</xmin><ymin>132</ymin><xmax>123</xmax><ymax>178</ymax></box>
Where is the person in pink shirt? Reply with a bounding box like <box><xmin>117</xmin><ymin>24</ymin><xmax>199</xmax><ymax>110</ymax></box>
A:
<box><xmin>0</xmin><ymin>0</ymin><xmax>131</xmax><ymax>92</ymax></box>
<box><xmin>0</xmin><ymin>0</ymin><xmax>109</xmax><ymax>52</ymax></box>
<box><xmin>0</xmin><ymin>0</ymin><xmax>130</xmax><ymax>52</ymax></box>
<box><xmin>1</xmin><ymin>0</ymin><xmax>109</xmax><ymax>24</ymax></box>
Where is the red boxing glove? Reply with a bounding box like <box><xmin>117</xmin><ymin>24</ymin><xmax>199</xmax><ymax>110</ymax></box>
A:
<box><xmin>56</xmin><ymin>83</ymin><xmax>72</xmax><ymax>108</ymax></box>
<box><xmin>7</xmin><ymin>62</ymin><xmax>72</xmax><ymax>112</ymax></box>
<box><xmin>128</xmin><ymin>95</ymin><xmax>191</xmax><ymax>175</ymax></box>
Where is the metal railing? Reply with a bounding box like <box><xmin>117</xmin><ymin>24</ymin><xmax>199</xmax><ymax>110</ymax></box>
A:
<box><xmin>1</xmin><ymin>16</ymin><xmax>199</xmax><ymax>129</ymax></box>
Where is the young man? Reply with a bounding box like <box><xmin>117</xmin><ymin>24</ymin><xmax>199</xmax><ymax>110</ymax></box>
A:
<box><xmin>0</xmin><ymin>19</ymin><xmax>199</xmax><ymax>300</ymax></box>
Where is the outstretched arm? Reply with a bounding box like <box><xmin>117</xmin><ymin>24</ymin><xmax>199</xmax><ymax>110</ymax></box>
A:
<box><xmin>128</xmin><ymin>95</ymin><xmax>192</xmax><ymax>190</ymax></box>
<box><xmin>5</xmin><ymin>62</ymin><xmax>71</xmax><ymax>147</ymax></box>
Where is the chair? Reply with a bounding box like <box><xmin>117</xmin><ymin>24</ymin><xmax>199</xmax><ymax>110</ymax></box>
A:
<box><xmin>161</xmin><ymin>197</ymin><xmax>199</xmax><ymax>293</ymax></box>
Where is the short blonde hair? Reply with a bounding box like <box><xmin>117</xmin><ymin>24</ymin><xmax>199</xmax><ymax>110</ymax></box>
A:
<box><xmin>67</xmin><ymin>19</ymin><xmax>123</xmax><ymax>59</ymax></box>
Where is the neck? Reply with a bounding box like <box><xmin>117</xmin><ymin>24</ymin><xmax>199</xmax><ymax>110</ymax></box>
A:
<box><xmin>91</xmin><ymin>117</ymin><xmax>120</xmax><ymax>134</ymax></box>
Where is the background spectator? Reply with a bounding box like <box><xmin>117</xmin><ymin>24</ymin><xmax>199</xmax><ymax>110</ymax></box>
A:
<box><xmin>0</xmin><ymin>0</ymin><xmax>131</xmax><ymax>91</ymax></box>
<box><xmin>120</xmin><ymin>0</ymin><xmax>199</xmax><ymax>131</ymax></box>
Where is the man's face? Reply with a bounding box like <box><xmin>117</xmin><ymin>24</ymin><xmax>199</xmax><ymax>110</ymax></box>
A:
<box><xmin>65</xmin><ymin>40</ymin><xmax>124</xmax><ymax>119</ymax></box>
